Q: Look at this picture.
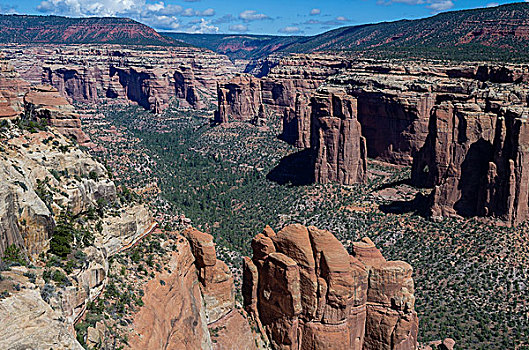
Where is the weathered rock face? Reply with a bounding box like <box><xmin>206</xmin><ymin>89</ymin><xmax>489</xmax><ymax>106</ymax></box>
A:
<box><xmin>183</xmin><ymin>227</ymin><xmax>259</xmax><ymax>350</ymax></box>
<box><xmin>132</xmin><ymin>228</ymin><xmax>261</xmax><ymax>350</ymax></box>
<box><xmin>407</xmin><ymin>72</ymin><xmax>529</xmax><ymax>224</ymax></box>
<box><xmin>310</xmin><ymin>88</ymin><xmax>367</xmax><ymax>185</ymax></box>
<box><xmin>43</xmin><ymin>65</ymin><xmax>98</xmax><ymax>105</ymax></box>
<box><xmin>0</xmin><ymin>55</ymin><xmax>31</xmax><ymax>119</ymax></box>
<box><xmin>216</xmin><ymin>74</ymin><xmax>263</xmax><ymax>123</ymax></box>
<box><xmin>0</xmin><ymin>128</ymin><xmax>115</xmax><ymax>259</ymax></box>
<box><xmin>4</xmin><ymin>44</ymin><xmax>237</xmax><ymax>113</ymax></box>
<box><xmin>35</xmin><ymin>45</ymin><xmax>237</xmax><ymax>113</ymax></box>
<box><xmin>129</xmin><ymin>234</ymin><xmax>213</xmax><ymax>350</ymax></box>
<box><xmin>24</xmin><ymin>85</ymin><xmax>90</xmax><ymax>144</ymax></box>
<box><xmin>243</xmin><ymin>224</ymin><xmax>418</xmax><ymax>350</ymax></box>
<box><xmin>0</xmin><ymin>289</ymin><xmax>83</xmax><ymax>350</ymax></box>
<box><xmin>333</xmin><ymin>73</ymin><xmax>435</xmax><ymax>165</ymax></box>
<box><xmin>215</xmin><ymin>54</ymin><xmax>350</xmax><ymax>141</ymax></box>
<box><xmin>226</xmin><ymin>57</ymin><xmax>529</xmax><ymax>173</ymax></box>
<box><xmin>0</xmin><ymin>62</ymin><xmax>160</xmax><ymax>350</ymax></box>
<box><xmin>267</xmin><ymin>58</ymin><xmax>529</xmax><ymax>224</ymax></box>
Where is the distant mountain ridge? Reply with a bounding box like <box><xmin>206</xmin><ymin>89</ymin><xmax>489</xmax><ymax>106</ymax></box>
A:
<box><xmin>3</xmin><ymin>2</ymin><xmax>529</xmax><ymax>61</ymax></box>
<box><xmin>283</xmin><ymin>2</ymin><xmax>529</xmax><ymax>61</ymax></box>
<box><xmin>0</xmin><ymin>15</ymin><xmax>181</xmax><ymax>46</ymax></box>
<box><xmin>163</xmin><ymin>33</ymin><xmax>301</xmax><ymax>60</ymax></box>
<box><xmin>170</xmin><ymin>2</ymin><xmax>529</xmax><ymax>62</ymax></box>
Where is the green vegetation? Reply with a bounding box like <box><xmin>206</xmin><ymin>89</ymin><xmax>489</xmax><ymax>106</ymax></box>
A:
<box><xmin>173</xmin><ymin>2</ymin><xmax>529</xmax><ymax>63</ymax></box>
<box><xmin>163</xmin><ymin>32</ymin><xmax>301</xmax><ymax>61</ymax></box>
<box><xmin>49</xmin><ymin>211</ymin><xmax>95</xmax><ymax>258</ymax></box>
<box><xmin>285</xmin><ymin>2</ymin><xmax>529</xmax><ymax>62</ymax></box>
<box><xmin>83</xmin><ymin>104</ymin><xmax>529</xmax><ymax>349</ymax></box>
<box><xmin>14</xmin><ymin>117</ymin><xmax>48</xmax><ymax>133</ymax></box>
<box><xmin>0</xmin><ymin>14</ymin><xmax>182</xmax><ymax>46</ymax></box>
<box><xmin>2</xmin><ymin>244</ymin><xmax>26</xmax><ymax>266</ymax></box>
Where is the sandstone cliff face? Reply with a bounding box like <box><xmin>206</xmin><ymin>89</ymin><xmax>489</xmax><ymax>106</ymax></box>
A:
<box><xmin>0</xmin><ymin>55</ymin><xmax>31</xmax><ymax>119</ymax></box>
<box><xmin>0</xmin><ymin>62</ymin><xmax>157</xmax><ymax>349</ymax></box>
<box><xmin>328</xmin><ymin>72</ymin><xmax>434</xmax><ymax>165</ymax></box>
<box><xmin>412</xmin><ymin>101</ymin><xmax>529</xmax><ymax>224</ymax></box>
<box><xmin>43</xmin><ymin>65</ymin><xmax>99</xmax><ymax>104</ymax></box>
<box><xmin>34</xmin><ymin>45</ymin><xmax>237</xmax><ymax>113</ymax></box>
<box><xmin>216</xmin><ymin>74</ymin><xmax>263</xmax><ymax>123</ymax></box>
<box><xmin>0</xmin><ymin>126</ymin><xmax>154</xmax><ymax>349</ymax></box>
<box><xmin>0</xmin><ymin>289</ymin><xmax>83</xmax><ymax>349</ymax></box>
<box><xmin>0</xmin><ymin>128</ymin><xmax>114</xmax><ymax>259</ymax></box>
<box><xmin>310</xmin><ymin>88</ymin><xmax>367</xmax><ymax>185</ymax></box>
<box><xmin>215</xmin><ymin>54</ymin><xmax>349</xmax><ymax>141</ymax></box>
<box><xmin>4</xmin><ymin>44</ymin><xmax>237</xmax><ymax>113</ymax></box>
<box><xmin>24</xmin><ymin>85</ymin><xmax>90</xmax><ymax>144</ymax></box>
<box><xmin>272</xmin><ymin>59</ymin><xmax>529</xmax><ymax>224</ymax></box>
<box><xmin>183</xmin><ymin>227</ymin><xmax>259</xmax><ymax>350</ymax></box>
<box><xmin>129</xmin><ymin>234</ymin><xmax>213</xmax><ymax>350</ymax></box>
<box><xmin>243</xmin><ymin>224</ymin><xmax>418</xmax><ymax>350</ymax></box>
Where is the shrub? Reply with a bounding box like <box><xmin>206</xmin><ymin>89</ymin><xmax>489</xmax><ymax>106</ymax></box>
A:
<box><xmin>41</xmin><ymin>283</ymin><xmax>55</xmax><ymax>303</ymax></box>
<box><xmin>89</xmin><ymin>171</ymin><xmax>99</xmax><ymax>181</ymax></box>
<box><xmin>23</xmin><ymin>271</ymin><xmax>36</xmax><ymax>284</ymax></box>
<box><xmin>51</xmin><ymin>269</ymin><xmax>70</xmax><ymax>286</ymax></box>
<box><xmin>49</xmin><ymin>212</ymin><xmax>75</xmax><ymax>258</ymax></box>
<box><xmin>2</xmin><ymin>244</ymin><xmax>25</xmax><ymax>266</ymax></box>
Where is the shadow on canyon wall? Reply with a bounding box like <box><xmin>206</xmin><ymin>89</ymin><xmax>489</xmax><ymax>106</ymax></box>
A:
<box><xmin>267</xmin><ymin>149</ymin><xmax>314</xmax><ymax>186</ymax></box>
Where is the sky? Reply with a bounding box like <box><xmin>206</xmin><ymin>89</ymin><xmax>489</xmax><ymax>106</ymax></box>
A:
<box><xmin>0</xmin><ymin>0</ymin><xmax>523</xmax><ymax>35</ymax></box>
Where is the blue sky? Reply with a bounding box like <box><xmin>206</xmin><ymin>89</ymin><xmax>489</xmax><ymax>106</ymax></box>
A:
<box><xmin>0</xmin><ymin>0</ymin><xmax>522</xmax><ymax>35</ymax></box>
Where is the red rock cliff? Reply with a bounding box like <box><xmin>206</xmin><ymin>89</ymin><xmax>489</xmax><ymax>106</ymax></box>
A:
<box><xmin>5</xmin><ymin>45</ymin><xmax>237</xmax><ymax>113</ymax></box>
<box><xmin>243</xmin><ymin>224</ymin><xmax>418</xmax><ymax>350</ymax></box>
<box><xmin>310</xmin><ymin>88</ymin><xmax>367</xmax><ymax>185</ymax></box>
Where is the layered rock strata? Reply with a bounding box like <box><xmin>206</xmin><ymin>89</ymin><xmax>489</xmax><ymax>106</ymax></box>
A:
<box><xmin>24</xmin><ymin>85</ymin><xmax>90</xmax><ymax>144</ymax></box>
<box><xmin>0</xmin><ymin>55</ymin><xmax>30</xmax><ymax>119</ymax></box>
<box><xmin>243</xmin><ymin>224</ymin><xmax>418</xmax><ymax>350</ymax></box>
<box><xmin>216</xmin><ymin>74</ymin><xmax>263</xmax><ymax>123</ymax></box>
<box><xmin>4</xmin><ymin>44</ymin><xmax>237</xmax><ymax>113</ymax></box>
<box><xmin>183</xmin><ymin>227</ymin><xmax>258</xmax><ymax>350</ymax></box>
<box><xmin>254</xmin><ymin>57</ymin><xmax>529</xmax><ymax>224</ymax></box>
<box><xmin>310</xmin><ymin>88</ymin><xmax>367</xmax><ymax>185</ymax></box>
<box><xmin>412</xmin><ymin>101</ymin><xmax>529</xmax><ymax>224</ymax></box>
<box><xmin>215</xmin><ymin>54</ymin><xmax>350</xmax><ymax>141</ymax></box>
<box><xmin>0</xmin><ymin>64</ymin><xmax>155</xmax><ymax>348</ymax></box>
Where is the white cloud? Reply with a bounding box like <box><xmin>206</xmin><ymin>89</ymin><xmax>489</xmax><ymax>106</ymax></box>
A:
<box><xmin>486</xmin><ymin>2</ymin><xmax>499</xmax><ymax>6</ymax></box>
<box><xmin>336</xmin><ymin>16</ymin><xmax>349</xmax><ymax>21</ymax></box>
<box><xmin>310</xmin><ymin>8</ymin><xmax>321</xmax><ymax>15</ymax></box>
<box><xmin>152</xmin><ymin>15</ymin><xmax>180</xmax><ymax>30</ymax></box>
<box><xmin>278</xmin><ymin>26</ymin><xmax>301</xmax><ymax>34</ymax></box>
<box><xmin>427</xmin><ymin>0</ymin><xmax>453</xmax><ymax>11</ymax></box>
<box><xmin>181</xmin><ymin>7</ymin><xmax>214</xmax><ymax>17</ymax></box>
<box><xmin>201</xmin><ymin>8</ymin><xmax>214</xmax><ymax>16</ymax></box>
<box><xmin>239</xmin><ymin>10</ymin><xmax>269</xmax><ymax>21</ymax></box>
<box><xmin>0</xmin><ymin>3</ymin><xmax>17</xmax><ymax>13</ymax></box>
<box><xmin>377</xmin><ymin>0</ymin><xmax>455</xmax><ymax>13</ymax></box>
<box><xmin>189</xmin><ymin>18</ymin><xmax>219</xmax><ymax>33</ymax></box>
<box><xmin>229</xmin><ymin>24</ymin><xmax>248</xmax><ymax>32</ymax></box>
<box><xmin>38</xmin><ymin>0</ymin><xmax>141</xmax><ymax>17</ymax></box>
<box><xmin>36</xmin><ymin>0</ymin><xmax>214</xmax><ymax>30</ymax></box>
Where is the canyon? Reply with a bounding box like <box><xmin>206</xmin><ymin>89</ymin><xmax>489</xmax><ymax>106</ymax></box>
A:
<box><xmin>5</xmin><ymin>40</ymin><xmax>529</xmax><ymax>225</ymax></box>
<box><xmin>0</xmin><ymin>57</ymin><xmax>154</xmax><ymax>348</ymax></box>
<box><xmin>3</xmin><ymin>44</ymin><xmax>237</xmax><ymax>113</ymax></box>
<box><xmin>0</xmin><ymin>58</ymin><xmax>435</xmax><ymax>349</ymax></box>
<box><xmin>214</xmin><ymin>55</ymin><xmax>529</xmax><ymax>225</ymax></box>
<box><xmin>2</xmin><ymin>5</ymin><xmax>529</xmax><ymax>347</ymax></box>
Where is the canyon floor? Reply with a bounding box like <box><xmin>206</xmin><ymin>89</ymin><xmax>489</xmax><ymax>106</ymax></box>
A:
<box><xmin>80</xmin><ymin>103</ymin><xmax>529</xmax><ymax>349</ymax></box>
